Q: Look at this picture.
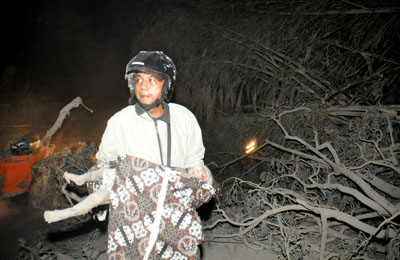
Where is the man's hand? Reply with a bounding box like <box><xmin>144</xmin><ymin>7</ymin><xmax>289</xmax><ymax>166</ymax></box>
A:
<box><xmin>184</xmin><ymin>165</ymin><xmax>213</xmax><ymax>186</ymax></box>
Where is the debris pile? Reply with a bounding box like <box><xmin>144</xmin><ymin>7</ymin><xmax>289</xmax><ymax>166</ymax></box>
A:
<box><xmin>18</xmin><ymin>142</ymin><xmax>106</xmax><ymax>259</ymax></box>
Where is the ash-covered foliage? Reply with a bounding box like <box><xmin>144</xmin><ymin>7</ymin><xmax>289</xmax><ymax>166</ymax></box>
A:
<box><xmin>204</xmin><ymin>106</ymin><xmax>399</xmax><ymax>259</ymax></box>
<box><xmin>129</xmin><ymin>1</ymin><xmax>400</xmax><ymax>259</ymax></box>
<box><xmin>130</xmin><ymin>0</ymin><xmax>399</xmax><ymax>123</ymax></box>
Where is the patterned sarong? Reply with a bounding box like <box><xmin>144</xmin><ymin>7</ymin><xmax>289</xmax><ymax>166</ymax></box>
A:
<box><xmin>107</xmin><ymin>155</ymin><xmax>215</xmax><ymax>260</ymax></box>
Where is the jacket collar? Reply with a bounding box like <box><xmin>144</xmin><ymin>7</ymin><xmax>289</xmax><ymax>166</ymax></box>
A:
<box><xmin>135</xmin><ymin>102</ymin><xmax>170</xmax><ymax>125</ymax></box>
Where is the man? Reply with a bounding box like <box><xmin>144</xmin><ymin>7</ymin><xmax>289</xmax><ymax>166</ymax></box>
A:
<box><xmin>96</xmin><ymin>51</ymin><xmax>205</xmax><ymax>169</ymax></box>
<box><xmin>97</xmin><ymin>51</ymin><xmax>213</xmax><ymax>260</ymax></box>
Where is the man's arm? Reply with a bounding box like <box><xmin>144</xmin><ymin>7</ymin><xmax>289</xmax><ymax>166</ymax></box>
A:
<box><xmin>184</xmin><ymin>113</ymin><xmax>206</xmax><ymax>168</ymax></box>
<box><xmin>183</xmin><ymin>111</ymin><xmax>216</xmax><ymax>189</ymax></box>
<box><xmin>96</xmin><ymin>120</ymin><xmax>120</xmax><ymax>162</ymax></box>
<box><xmin>187</xmin><ymin>164</ymin><xmax>214</xmax><ymax>186</ymax></box>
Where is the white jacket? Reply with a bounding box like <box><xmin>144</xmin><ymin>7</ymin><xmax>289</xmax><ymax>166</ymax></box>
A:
<box><xmin>96</xmin><ymin>103</ymin><xmax>205</xmax><ymax>168</ymax></box>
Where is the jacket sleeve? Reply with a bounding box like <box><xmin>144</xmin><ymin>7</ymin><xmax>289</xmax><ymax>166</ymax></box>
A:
<box><xmin>184</xmin><ymin>113</ymin><xmax>205</xmax><ymax>168</ymax></box>
<box><xmin>96</xmin><ymin>119</ymin><xmax>120</xmax><ymax>163</ymax></box>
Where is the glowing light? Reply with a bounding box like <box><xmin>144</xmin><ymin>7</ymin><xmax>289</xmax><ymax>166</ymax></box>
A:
<box><xmin>30</xmin><ymin>140</ymin><xmax>41</xmax><ymax>149</ymax></box>
<box><xmin>245</xmin><ymin>139</ymin><xmax>257</xmax><ymax>154</ymax></box>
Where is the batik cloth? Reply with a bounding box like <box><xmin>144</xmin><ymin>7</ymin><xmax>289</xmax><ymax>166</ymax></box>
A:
<box><xmin>107</xmin><ymin>155</ymin><xmax>215</xmax><ymax>260</ymax></box>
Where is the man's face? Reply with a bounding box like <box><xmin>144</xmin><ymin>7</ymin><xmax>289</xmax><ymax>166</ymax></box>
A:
<box><xmin>134</xmin><ymin>71</ymin><xmax>164</xmax><ymax>105</ymax></box>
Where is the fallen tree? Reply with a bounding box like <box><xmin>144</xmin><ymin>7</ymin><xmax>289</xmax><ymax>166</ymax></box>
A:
<box><xmin>41</xmin><ymin>96</ymin><xmax>93</xmax><ymax>146</ymax></box>
<box><xmin>205</xmin><ymin>106</ymin><xmax>400</xmax><ymax>259</ymax></box>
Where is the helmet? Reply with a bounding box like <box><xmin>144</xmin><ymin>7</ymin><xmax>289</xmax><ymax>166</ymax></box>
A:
<box><xmin>10</xmin><ymin>136</ymin><xmax>30</xmax><ymax>155</ymax></box>
<box><xmin>125</xmin><ymin>51</ymin><xmax>176</xmax><ymax>108</ymax></box>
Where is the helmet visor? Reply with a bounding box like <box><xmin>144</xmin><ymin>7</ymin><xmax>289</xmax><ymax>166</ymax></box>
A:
<box><xmin>127</xmin><ymin>72</ymin><xmax>137</xmax><ymax>94</ymax></box>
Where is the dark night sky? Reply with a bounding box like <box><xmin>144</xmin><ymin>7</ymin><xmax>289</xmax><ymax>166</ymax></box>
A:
<box><xmin>0</xmin><ymin>0</ymin><xmax>191</xmax><ymax>72</ymax></box>
<box><xmin>0</xmin><ymin>0</ymin><xmax>190</xmax><ymax>102</ymax></box>
<box><xmin>1</xmin><ymin>1</ymin><xmax>136</xmax><ymax>94</ymax></box>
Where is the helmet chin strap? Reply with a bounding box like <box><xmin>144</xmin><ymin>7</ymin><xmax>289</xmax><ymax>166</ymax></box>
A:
<box><xmin>138</xmin><ymin>98</ymin><xmax>163</xmax><ymax>111</ymax></box>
